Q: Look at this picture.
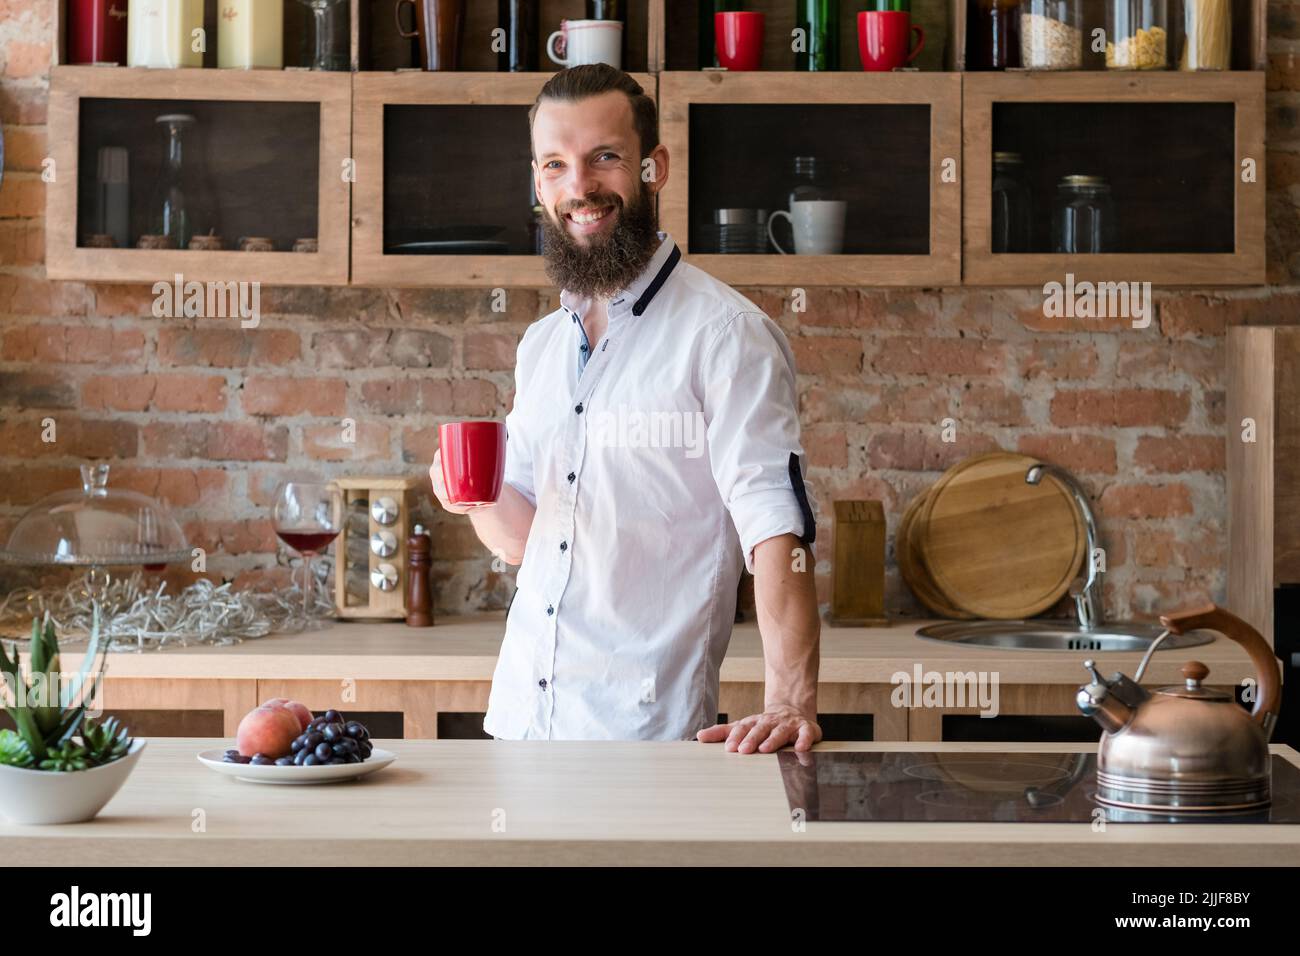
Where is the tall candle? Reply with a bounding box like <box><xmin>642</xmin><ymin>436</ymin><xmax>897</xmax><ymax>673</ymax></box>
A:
<box><xmin>218</xmin><ymin>0</ymin><xmax>284</xmax><ymax>69</ymax></box>
<box><xmin>127</xmin><ymin>0</ymin><xmax>204</xmax><ymax>68</ymax></box>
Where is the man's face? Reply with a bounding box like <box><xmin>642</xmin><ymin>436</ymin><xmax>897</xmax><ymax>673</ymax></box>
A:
<box><xmin>531</xmin><ymin>91</ymin><xmax>669</xmax><ymax>298</ymax></box>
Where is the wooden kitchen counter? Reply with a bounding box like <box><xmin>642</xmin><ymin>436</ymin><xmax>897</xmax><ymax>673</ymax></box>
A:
<box><xmin>18</xmin><ymin>613</ymin><xmax>1259</xmax><ymax>685</ymax></box>
<box><xmin>5</xmin><ymin>739</ymin><xmax>1297</xmax><ymax>867</ymax></box>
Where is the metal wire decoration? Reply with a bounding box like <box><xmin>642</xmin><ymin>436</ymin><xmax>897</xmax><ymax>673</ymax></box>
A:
<box><xmin>0</xmin><ymin>556</ymin><xmax>337</xmax><ymax>653</ymax></box>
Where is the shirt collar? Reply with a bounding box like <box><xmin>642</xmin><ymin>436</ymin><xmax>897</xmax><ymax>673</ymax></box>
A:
<box><xmin>560</xmin><ymin>232</ymin><xmax>679</xmax><ymax>322</ymax></box>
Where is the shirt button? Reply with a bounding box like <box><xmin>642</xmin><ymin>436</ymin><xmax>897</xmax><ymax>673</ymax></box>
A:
<box><xmin>580</xmin><ymin>344</ymin><xmax>588</xmax><ymax>352</ymax></box>
<box><xmin>567</xmin><ymin>471</ymin><xmax>575</xmax><ymax>483</ymax></box>
<box><xmin>546</xmin><ymin>605</ymin><xmax>554</xmax><ymax>616</ymax></box>
<box><xmin>574</xmin><ymin>403</ymin><xmax>583</xmax><ymax>414</ymax></box>
<box><xmin>538</xmin><ymin>678</ymin><xmax>548</xmax><ymax>690</ymax></box>
<box><xmin>559</xmin><ymin>541</ymin><xmax>568</xmax><ymax>552</ymax></box>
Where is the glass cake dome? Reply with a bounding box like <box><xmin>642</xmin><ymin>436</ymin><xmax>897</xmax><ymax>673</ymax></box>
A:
<box><xmin>0</xmin><ymin>463</ymin><xmax>191</xmax><ymax>567</ymax></box>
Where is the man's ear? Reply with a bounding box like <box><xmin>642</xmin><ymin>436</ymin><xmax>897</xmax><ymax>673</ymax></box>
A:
<box><xmin>643</xmin><ymin>144</ymin><xmax>670</xmax><ymax>196</ymax></box>
<box><xmin>531</xmin><ymin>159</ymin><xmax>544</xmax><ymax>206</ymax></box>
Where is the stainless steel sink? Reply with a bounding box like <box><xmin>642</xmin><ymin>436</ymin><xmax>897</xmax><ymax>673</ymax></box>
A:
<box><xmin>915</xmin><ymin>620</ymin><xmax>1215</xmax><ymax>652</ymax></box>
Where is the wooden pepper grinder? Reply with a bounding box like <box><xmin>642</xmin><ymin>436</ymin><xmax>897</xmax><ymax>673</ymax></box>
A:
<box><xmin>405</xmin><ymin>524</ymin><xmax>433</xmax><ymax>627</ymax></box>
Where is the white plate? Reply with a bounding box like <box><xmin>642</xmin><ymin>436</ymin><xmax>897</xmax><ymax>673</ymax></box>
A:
<box><xmin>197</xmin><ymin>747</ymin><xmax>396</xmax><ymax>785</ymax></box>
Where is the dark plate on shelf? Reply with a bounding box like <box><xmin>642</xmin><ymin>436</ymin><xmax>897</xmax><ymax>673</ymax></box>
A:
<box><xmin>386</xmin><ymin>240</ymin><xmax>513</xmax><ymax>255</ymax></box>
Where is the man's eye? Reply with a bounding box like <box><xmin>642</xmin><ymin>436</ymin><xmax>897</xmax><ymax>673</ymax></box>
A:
<box><xmin>545</xmin><ymin>161</ymin><xmax>563</xmax><ymax>170</ymax></box>
<box><xmin>597</xmin><ymin>153</ymin><xmax>618</xmax><ymax>162</ymax></box>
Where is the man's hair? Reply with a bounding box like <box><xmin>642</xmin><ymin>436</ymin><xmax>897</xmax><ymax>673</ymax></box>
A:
<box><xmin>529</xmin><ymin>65</ymin><xmax>659</xmax><ymax>158</ymax></box>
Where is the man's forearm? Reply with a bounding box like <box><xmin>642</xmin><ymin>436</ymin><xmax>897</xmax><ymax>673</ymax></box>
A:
<box><xmin>751</xmin><ymin>533</ymin><xmax>821</xmax><ymax>717</ymax></box>
<box><xmin>467</xmin><ymin>483</ymin><xmax>537</xmax><ymax>566</ymax></box>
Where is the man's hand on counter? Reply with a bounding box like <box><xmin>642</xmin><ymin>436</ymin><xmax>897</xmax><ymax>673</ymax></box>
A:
<box><xmin>697</xmin><ymin>705</ymin><xmax>822</xmax><ymax>754</ymax></box>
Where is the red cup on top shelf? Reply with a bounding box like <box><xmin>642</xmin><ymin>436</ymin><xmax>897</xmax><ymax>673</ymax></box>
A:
<box><xmin>715</xmin><ymin>11</ymin><xmax>764</xmax><ymax>72</ymax></box>
<box><xmin>439</xmin><ymin>421</ymin><xmax>506</xmax><ymax>505</ymax></box>
<box><xmin>858</xmin><ymin>10</ymin><xmax>925</xmax><ymax>72</ymax></box>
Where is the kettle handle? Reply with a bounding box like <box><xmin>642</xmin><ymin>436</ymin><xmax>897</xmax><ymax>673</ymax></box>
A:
<box><xmin>1160</xmin><ymin>603</ymin><xmax>1281</xmax><ymax>731</ymax></box>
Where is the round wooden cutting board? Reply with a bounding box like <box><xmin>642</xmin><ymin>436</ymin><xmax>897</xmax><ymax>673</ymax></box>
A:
<box><xmin>897</xmin><ymin>489</ymin><xmax>975</xmax><ymax>620</ymax></box>
<box><xmin>916</xmin><ymin>453</ymin><xmax>1086</xmax><ymax>620</ymax></box>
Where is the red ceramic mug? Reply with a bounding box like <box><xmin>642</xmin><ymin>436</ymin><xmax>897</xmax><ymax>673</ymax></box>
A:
<box><xmin>67</xmin><ymin>0</ymin><xmax>129</xmax><ymax>65</ymax></box>
<box><xmin>857</xmin><ymin>10</ymin><xmax>924</xmax><ymax>72</ymax></box>
<box><xmin>715</xmin><ymin>11</ymin><xmax>764</xmax><ymax>71</ymax></box>
<box><xmin>439</xmin><ymin>421</ymin><xmax>506</xmax><ymax>505</ymax></box>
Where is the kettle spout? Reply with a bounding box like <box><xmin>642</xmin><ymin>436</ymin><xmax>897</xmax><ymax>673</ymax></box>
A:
<box><xmin>1076</xmin><ymin>660</ymin><xmax>1139</xmax><ymax>735</ymax></box>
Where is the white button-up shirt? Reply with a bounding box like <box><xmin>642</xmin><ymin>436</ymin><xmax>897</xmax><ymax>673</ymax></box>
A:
<box><xmin>483</xmin><ymin>233</ymin><xmax>818</xmax><ymax>741</ymax></box>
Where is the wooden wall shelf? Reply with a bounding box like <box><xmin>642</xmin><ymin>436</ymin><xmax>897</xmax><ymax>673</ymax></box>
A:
<box><xmin>659</xmin><ymin>71</ymin><xmax>961</xmax><ymax>288</ymax></box>
<box><xmin>962</xmin><ymin>70</ymin><xmax>1265</xmax><ymax>286</ymax></box>
<box><xmin>45</xmin><ymin>65</ymin><xmax>351</xmax><ymax>286</ymax></box>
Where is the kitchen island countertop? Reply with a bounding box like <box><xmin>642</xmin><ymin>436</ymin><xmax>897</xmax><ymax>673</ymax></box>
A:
<box><xmin>5</xmin><ymin>739</ymin><xmax>1298</xmax><ymax>867</ymax></box>
<box><xmin>4</xmin><ymin>614</ymin><xmax>1263</xmax><ymax>686</ymax></box>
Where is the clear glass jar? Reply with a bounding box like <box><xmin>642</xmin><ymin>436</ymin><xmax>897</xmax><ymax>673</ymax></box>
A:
<box><xmin>992</xmin><ymin>151</ymin><xmax>1032</xmax><ymax>253</ymax></box>
<box><xmin>967</xmin><ymin>0</ymin><xmax>1022</xmax><ymax>70</ymax></box>
<box><xmin>1021</xmin><ymin>0</ymin><xmax>1082</xmax><ymax>70</ymax></box>
<box><xmin>1174</xmin><ymin>0</ymin><xmax>1231</xmax><ymax>71</ymax></box>
<box><xmin>1052</xmin><ymin>175</ymin><xmax>1116</xmax><ymax>254</ymax></box>
<box><xmin>1106</xmin><ymin>0</ymin><xmax>1168</xmax><ymax>70</ymax></box>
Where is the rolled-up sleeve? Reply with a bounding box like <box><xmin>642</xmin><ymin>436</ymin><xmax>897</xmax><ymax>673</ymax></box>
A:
<box><xmin>502</xmin><ymin>338</ymin><xmax>536</xmax><ymax>508</ymax></box>
<box><xmin>701</xmin><ymin>310</ymin><xmax>819</xmax><ymax>573</ymax></box>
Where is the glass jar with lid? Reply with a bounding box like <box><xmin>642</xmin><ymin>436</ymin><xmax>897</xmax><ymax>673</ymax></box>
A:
<box><xmin>1052</xmin><ymin>174</ymin><xmax>1116</xmax><ymax>254</ymax></box>
<box><xmin>992</xmin><ymin>151</ymin><xmax>1032</xmax><ymax>253</ymax></box>
<box><xmin>1021</xmin><ymin>0</ymin><xmax>1082</xmax><ymax>70</ymax></box>
<box><xmin>1106</xmin><ymin>0</ymin><xmax>1168</xmax><ymax>70</ymax></box>
<box><xmin>1173</xmin><ymin>0</ymin><xmax>1231</xmax><ymax>71</ymax></box>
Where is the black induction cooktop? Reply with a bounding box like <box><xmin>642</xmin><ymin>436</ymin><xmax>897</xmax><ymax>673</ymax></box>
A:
<box><xmin>776</xmin><ymin>751</ymin><xmax>1300</xmax><ymax>824</ymax></box>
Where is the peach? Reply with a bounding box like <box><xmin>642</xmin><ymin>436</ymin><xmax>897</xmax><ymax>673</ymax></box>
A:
<box><xmin>236</xmin><ymin>705</ymin><xmax>302</xmax><ymax>758</ymax></box>
<box><xmin>263</xmin><ymin>697</ymin><xmax>313</xmax><ymax>732</ymax></box>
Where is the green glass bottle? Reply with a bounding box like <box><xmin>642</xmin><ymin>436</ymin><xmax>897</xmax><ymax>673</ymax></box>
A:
<box><xmin>700</xmin><ymin>0</ymin><xmax>744</xmax><ymax>69</ymax></box>
<box><xmin>795</xmin><ymin>0</ymin><xmax>840</xmax><ymax>71</ymax></box>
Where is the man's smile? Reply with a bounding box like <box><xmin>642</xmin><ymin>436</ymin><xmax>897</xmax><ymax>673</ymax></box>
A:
<box><xmin>565</xmin><ymin>203</ymin><xmax>617</xmax><ymax>237</ymax></box>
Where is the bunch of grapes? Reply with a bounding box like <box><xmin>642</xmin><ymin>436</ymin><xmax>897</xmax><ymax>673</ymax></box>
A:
<box><xmin>223</xmin><ymin>710</ymin><xmax>373</xmax><ymax>767</ymax></box>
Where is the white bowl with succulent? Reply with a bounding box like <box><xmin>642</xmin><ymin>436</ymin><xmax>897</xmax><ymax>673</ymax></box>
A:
<box><xmin>0</xmin><ymin>610</ymin><xmax>145</xmax><ymax>825</ymax></box>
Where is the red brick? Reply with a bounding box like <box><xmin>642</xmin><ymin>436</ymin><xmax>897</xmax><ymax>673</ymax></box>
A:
<box><xmin>791</xmin><ymin>335</ymin><xmax>864</xmax><ymax>374</ymax></box>
<box><xmin>803</xmin><ymin>424</ymin><xmax>847</xmax><ymax>468</ymax></box>
<box><xmin>0</xmin><ymin>220</ymin><xmax>43</xmax><ymax>265</ymax></box>
<box><xmin>242</xmin><ymin>376</ymin><xmax>346</xmax><ymax>417</ymax></box>
<box><xmin>301</xmin><ymin>421</ymin><xmax>389</xmax><ymax>460</ymax></box>
<box><xmin>3</xmin><ymin>41</ymin><xmax>49</xmax><ymax>78</ymax></box>
<box><xmin>184</xmin><ymin>519</ymin><xmax>278</xmax><ymax>556</ymax></box>
<box><xmin>1133</xmin><ymin>435</ymin><xmax>1226</xmax><ymax>473</ymax></box>
<box><xmin>866</xmin><ymin>428</ymin><xmax>1002</xmax><ymax>472</ymax></box>
<box><xmin>0</xmin><ymin>85</ymin><xmax>48</xmax><ymax>124</ymax></box>
<box><xmin>142</xmin><ymin>422</ymin><xmax>287</xmax><ymax>461</ymax></box>
<box><xmin>872</xmin><ymin>337</ymin><xmax>1005</xmax><ymax>377</ymax></box>
<box><xmin>111</xmin><ymin>466</ymin><xmax>229</xmax><ymax>509</ymax></box>
<box><xmin>401</xmin><ymin>426</ymin><xmax>440</xmax><ymax>466</ymax></box>
<box><xmin>2</xmin><ymin>323</ymin><xmax>145</xmax><ymax>364</ymax></box>
<box><xmin>0</xmin><ymin>465</ymin><xmax>80</xmax><ymax>506</ymax></box>
<box><xmin>81</xmin><ymin>374</ymin><xmax>155</xmax><ymax>412</ymax></box>
<box><xmin>1115</xmin><ymin>341</ymin><xmax>1222</xmax><ymax>389</ymax></box>
<box><xmin>789</xmin><ymin>288</ymin><xmax>861</xmax><ymax>327</ymax></box>
<box><xmin>157</xmin><ymin>328</ymin><xmax>300</xmax><ymax>367</ymax></box>
<box><xmin>463</xmin><ymin>330</ymin><xmax>518</xmax><ymax>371</ymax></box>
<box><xmin>0</xmin><ymin>370</ymin><xmax>76</xmax><ymax>408</ymax></box>
<box><xmin>1</xmin><ymin>126</ymin><xmax>45</xmax><ymax>171</ymax></box>
<box><xmin>361</xmin><ymin>378</ymin><xmax>497</xmax><ymax>417</ymax></box>
<box><xmin>1021</xmin><ymin>340</ymin><xmax>1100</xmax><ymax>380</ymax></box>
<box><xmin>1050</xmin><ymin>389</ymin><xmax>1190</xmax><ymax>428</ymax></box>
<box><xmin>153</xmin><ymin>374</ymin><xmax>227</xmax><ymax>412</ymax></box>
<box><xmin>1016</xmin><ymin>298</ymin><xmax>1133</xmax><ymax>333</ymax></box>
<box><xmin>868</xmin><ymin>384</ymin><xmax>950</xmax><ymax>424</ymax></box>
<box><xmin>90</xmin><ymin>284</ymin><xmax>160</xmax><ymax>318</ymax></box>
<box><xmin>956</xmin><ymin>383</ymin><xmax>1026</xmax><ymax>426</ymax></box>
<box><xmin>0</xmin><ymin>176</ymin><xmax>43</xmax><ymax>217</ymax></box>
<box><xmin>1016</xmin><ymin>434</ymin><xmax>1118</xmax><ymax>475</ymax></box>
<box><xmin>1099</xmin><ymin>483</ymin><xmax>1194</xmax><ymax>519</ymax></box>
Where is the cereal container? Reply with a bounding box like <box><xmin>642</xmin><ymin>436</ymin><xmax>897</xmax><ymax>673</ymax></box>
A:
<box><xmin>1106</xmin><ymin>0</ymin><xmax>1168</xmax><ymax>70</ymax></box>
<box><xmin>1174</xmin><ymin>0</ymin><xmax>1232</xmax><ymax>71</ymax></box>
<box><xmin>1021</xmin><ymin>0</ymin><xmax>1082</xmax><ymax>70</ymax></box>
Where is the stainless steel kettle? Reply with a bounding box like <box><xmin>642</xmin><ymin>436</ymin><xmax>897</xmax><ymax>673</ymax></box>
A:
<box><xmin>1075</xmin><ymin>604</ymin><xmax>1282</xmax><ymax>813</ymax></box>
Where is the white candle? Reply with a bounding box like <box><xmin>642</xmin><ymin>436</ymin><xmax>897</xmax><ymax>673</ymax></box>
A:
<box><xmin>127</xmin><ymin>0</ymin><xmax>205</xmax><ymax>69</ymax></box>
<box><xmin>218</xmin><ymin>0</ymin><xmax>284</xmax><ymax>69</ymax></box>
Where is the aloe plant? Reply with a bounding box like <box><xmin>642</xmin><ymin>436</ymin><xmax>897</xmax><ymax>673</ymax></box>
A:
<box><xmin>0</xmin><ymin>608</ymin><xmax>131</xmax><ymax>771</ymax></box>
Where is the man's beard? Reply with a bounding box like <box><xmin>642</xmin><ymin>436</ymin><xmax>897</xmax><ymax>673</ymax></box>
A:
<box><xmin>540</xmin><ymin>182</ymin><xmax>660</xmax><ymax>300</ymax></box>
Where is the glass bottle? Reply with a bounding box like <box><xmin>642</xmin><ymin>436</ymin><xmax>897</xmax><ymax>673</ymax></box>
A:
<box><xmin>699</xmin><ymin>0</ymin><xmax>744</xmax><ymax>68</ymax></box>
<box><xmin>1021</xmin><ymin>0</ymin><xmax>1082</xmax><ymax>70</ymax></box>
<box><xmin>787</xmin><ymin>155</ymin><xmax>829</xmax><ymax>208</ymax></box>
<box><xmin>1052</xmin><ymin>174</ymin><xmax>1116</xmax><ymax>254</ymax></box>
<box><xmin>991</xmin><ymin>151</ymin><xmax>1031</xmax><ymax>253</ymax></box>
<box><xmin>795</xmin><ymin>0</ymin><xmax>840</xmax><ymax>72</ymax></box>
<box><xmin>498</xmin><ymin>0</ymin><xmax>539</xmax><ymax>71</ymax></box>
<box><xmin>297</xmin><ymin>0</ymin><xmax>350</xmax><ymax>71</ymax></box>
<box><xmin>1173</xmin><ymin>0</ymin><xmax>1230</xmax><ymax>71</ymax></box>
<box><xmin>967</xmin><ymin>0</ymin><xmax>1021</xmax><ymax>70</ymax></box>
<box><xmin>1106</xmin><ymin>0</ymin><xmax>1168</xmax><ymax>70</ymax></box>
<box><xmin>148</xmin><ymin>113</ymin><xmax>197</xmax><ymax>250</ymax></box>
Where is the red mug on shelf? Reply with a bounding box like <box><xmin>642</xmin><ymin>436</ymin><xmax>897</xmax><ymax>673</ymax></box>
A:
<box><xmin>67</xmin><ymin>0</ymin><xmax>129</xmax><ymax>65</ymax></box>
<box><xmin>857</xmin><ymin>10</ymin><xmax>925</xmax><ymax>72</ymax></box>
<box><xmin>439</xmin><ymin>421</ymin><xmax>506</xmax><ymax>505</ymax></box>
<box><xmin>715</xmin><ymin>11</ymin><xmax>764</xmax><ymax>71</ymax></box>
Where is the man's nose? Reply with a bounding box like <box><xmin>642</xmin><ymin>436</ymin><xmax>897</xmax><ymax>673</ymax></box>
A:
<box><xmin>564</xmin><ymin>164</ymin><xmax>602</xmax><ymax>200</ymax></box>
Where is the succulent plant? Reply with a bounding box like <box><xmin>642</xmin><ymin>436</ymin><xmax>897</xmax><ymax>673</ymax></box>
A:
<box><xmin>0</xmin><ymin>607</ymin><xmax>131</xmax><ymax>772</ymax></box>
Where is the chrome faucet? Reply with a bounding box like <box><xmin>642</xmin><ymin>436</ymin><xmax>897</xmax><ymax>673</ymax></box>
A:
<box><xmin>1025</xmin><ymin>463</ymin><xmax>1103</xmax><ymax>630</ymax></box>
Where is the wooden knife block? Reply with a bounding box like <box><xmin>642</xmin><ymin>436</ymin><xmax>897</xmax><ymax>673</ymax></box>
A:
<box><xmin>829</xmin><ymin>500</ymin><xmax>889</xmax><ymax>627</ymax></box>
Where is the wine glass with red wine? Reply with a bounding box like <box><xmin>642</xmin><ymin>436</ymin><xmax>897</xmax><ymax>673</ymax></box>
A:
<box><xmin>272</xmin><ymin>481</ymin><xmax>343</xmax><ymax>621</ymax></box>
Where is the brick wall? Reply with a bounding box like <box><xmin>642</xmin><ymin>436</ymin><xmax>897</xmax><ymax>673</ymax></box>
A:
<box><xmin>2</xmin><ymin>1</ymin><xmax>1299</xmax><ymax>620</ymax></box>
